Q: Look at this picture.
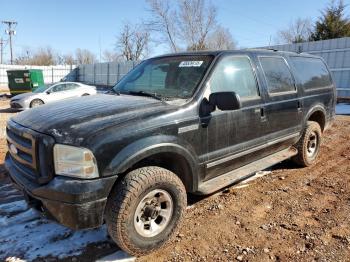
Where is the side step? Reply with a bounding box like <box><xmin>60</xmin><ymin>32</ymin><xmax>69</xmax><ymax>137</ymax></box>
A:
<box><xmin>197</xmin><ymin>147</ymin><xmax>297</xmax><ymax>195</ymax></box>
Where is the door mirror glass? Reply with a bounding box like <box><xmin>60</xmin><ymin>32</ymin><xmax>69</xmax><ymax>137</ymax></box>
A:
<box><xmin>209</xmin><ymin>92</ymin><xmax>241</xmax><ymax>111</ymax></box>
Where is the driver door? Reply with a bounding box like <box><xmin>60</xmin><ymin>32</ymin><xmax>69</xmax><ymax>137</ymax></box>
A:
<box><xmin>202</xmin><ymin>55</ymin><xmax>267</xmax><ymax>180</ymax></box>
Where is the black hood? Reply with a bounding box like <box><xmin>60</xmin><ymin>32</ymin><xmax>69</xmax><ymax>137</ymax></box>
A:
<box><xmin>12</xmin><ymin>94</ymin><xmax>173</xmax><ymax>143</ymax></box>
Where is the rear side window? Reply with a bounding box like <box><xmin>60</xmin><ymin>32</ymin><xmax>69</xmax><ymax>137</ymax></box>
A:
<box><xmin>290</xmin><ymin>57</ymin><xmax>332</xmax><ymax>90</ymax></box>
<box><xmin>52</xmin><ymin>84</ymin><xmax>67</xmax><ymax>92</ymax></box>
<box><xmin>65</xmin><ymin>83</ymin><xmax>79</xmax><ymax>90</ymax></box>
<box><xmin>259</xmin><ymin>56</ymin><xmax>295</xmax><ymax>94</ymax></box>
<box><xmin>209</xmin><ymin>56</ymin><xmax>259</xmax><ymax>99</ymax></box>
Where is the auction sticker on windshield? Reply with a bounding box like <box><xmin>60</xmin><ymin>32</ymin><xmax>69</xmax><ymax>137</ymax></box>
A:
<box><xmin>179</xmin><ymin>61</ymin><xmax>203</xmax><ymax>67</ymax></box>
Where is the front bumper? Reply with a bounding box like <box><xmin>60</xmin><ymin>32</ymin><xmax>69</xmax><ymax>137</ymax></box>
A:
<box><xmin>5</xmin><ymin>153</ymin><xmax>117</xmax><ymax>229</ymax></box>
<box><xmin>10</xmin><ymin>100</ymin><xmax>27</xmax><ymax>110</ymax></box>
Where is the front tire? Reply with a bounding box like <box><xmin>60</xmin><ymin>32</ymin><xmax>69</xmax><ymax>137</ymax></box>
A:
<box><xmin>30</xmin><ymin>99</ymin><xmax>44</xmax><ymax>108</ymax></box>
<box><xmin>106</xmin><ymin>167</ymin><xmax>187</xmax><ymax>256</ymax></box>
<box><xmin>292</xmin><ymin>121</ymin><xmax>322</xmax><ymax>167</ymax></box>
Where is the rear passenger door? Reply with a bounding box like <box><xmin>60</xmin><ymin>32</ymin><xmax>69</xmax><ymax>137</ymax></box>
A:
<box><xmin>64</xmin><ymin>83</ymin><xmax>81</xmax><ymax>98</ymax></box>
<box><xmin>257</xmin><ymin>55</ymin><xmax>302</xmax><ymax>147</ymax></box>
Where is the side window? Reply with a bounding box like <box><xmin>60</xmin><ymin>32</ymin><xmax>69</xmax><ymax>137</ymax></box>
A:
<box><xmin>208</xmin><ymin>56</ymin><xmax>259</xmax><ymax>99</ymax></box>
<box><xmin>259</xmin><ymin>57</ymin><xmax>295</xmax><ymax>94</ymax></box>
<box><xmin>66</xmin><ymin>83</ymin><xmax>79</xmax><ymax>90</ymax></box>
<box><xmin>52</xmin><ymin>84</ymin><xmax>66</xmax><ymax>92</ymax></box>
<box><xmin>290</xmin><ymin>57</ymin><xmax>332</xmax><ymax>90</ymax></box>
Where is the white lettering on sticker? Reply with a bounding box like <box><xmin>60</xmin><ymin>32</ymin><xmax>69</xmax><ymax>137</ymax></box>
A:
<box><xmin>179</xmin><ymin>61</ymin><xmax>203</xmax><ymax>67</ymax></box>
<box><xmin>14</xmin><ymin>78</ymin><xmax>24</xmax><ymax>84</ymax></box>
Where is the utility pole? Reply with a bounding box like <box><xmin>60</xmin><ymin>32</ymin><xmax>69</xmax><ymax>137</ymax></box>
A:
<box><xmin>2</xmin><ymin>20</ymin><xmax>17</xmax><ymax>64</ymax></box>
<box><xmin>0</xmin><ymin>38</ymin><xmax>4</xmax><ymax>64</ymax></box>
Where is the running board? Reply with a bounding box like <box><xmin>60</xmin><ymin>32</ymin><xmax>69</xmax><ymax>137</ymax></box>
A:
<box><xmin>196</xmin><ymin>147</ymin><xmax>298</xmax><ymax>195</ymax></box>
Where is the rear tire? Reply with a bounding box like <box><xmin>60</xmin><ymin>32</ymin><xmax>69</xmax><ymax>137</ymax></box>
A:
<box><xmin>30</xmin><ymin>99</ymin><xmax>44</xmax><ymax>108</ymax></box>
<box><xmin>292</xmin><ymin>121</ymin><xmax>322</xmax><ymax>167</ymax></box>
<box><xmin>82</xmin><ymin>93</ymin><xmax>89</xmax><ymax>96</ymax></box>
<box><xmin>105</xmin><ymin>167</ymin><xmax>187</xmax><ymax>256</ymax></box>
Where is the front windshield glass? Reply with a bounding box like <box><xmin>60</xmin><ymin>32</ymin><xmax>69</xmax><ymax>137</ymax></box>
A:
<box><xmin>33</xmin><ymin>84</ymin><xmax>52</xmax><ymax>93</ymax></box>
<box><xmin>113</xmin><ymin>55</ymin><xmax>214</xmax><ymax>99</ymax></box>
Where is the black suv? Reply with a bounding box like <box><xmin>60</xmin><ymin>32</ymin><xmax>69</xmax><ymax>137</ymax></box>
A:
<box><xmin>5</xmin><ymin>50</ymin><xmax>336</xmax><ymax>256</ymax></box>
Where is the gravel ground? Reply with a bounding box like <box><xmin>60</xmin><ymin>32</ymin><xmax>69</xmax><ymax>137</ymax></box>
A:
<box><xmin>1</xmin><ymin>98</ymin><xmax>350</xmax><ymax>261</ymax></box>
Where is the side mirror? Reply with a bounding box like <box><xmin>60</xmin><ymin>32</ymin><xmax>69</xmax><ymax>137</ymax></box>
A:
<box><xmin>209</xmin><ymin>92</ymin><xmax>241</xmax><ymax>111</ymax></box>
<box><xmin>46</xmin><ymin>91</ymin><xmax>51</xmax><ymax>94</ymax></box>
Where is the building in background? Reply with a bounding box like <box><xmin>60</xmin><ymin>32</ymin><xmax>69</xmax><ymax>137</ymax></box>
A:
<box><xmin>261</xmin><ymin>37</ymin><xmax>350</xmax><ymax>99</ymax></box>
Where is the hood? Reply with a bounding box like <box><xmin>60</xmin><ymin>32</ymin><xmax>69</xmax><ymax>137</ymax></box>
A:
<box><xmin>11</xmin><ymin>94</ymin><xmax>173</xmax><ymax>143</ymax></box>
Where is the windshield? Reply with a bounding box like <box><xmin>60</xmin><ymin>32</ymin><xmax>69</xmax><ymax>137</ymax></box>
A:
<box><xmin>113</xmin><ymin>55</ymin><xmax>214</xmax><ymax>99</ymax></box>
<box><xmin>33</xmin><ymin>84</ymin><xmax>52</xmax><ymax>93</ymax></box>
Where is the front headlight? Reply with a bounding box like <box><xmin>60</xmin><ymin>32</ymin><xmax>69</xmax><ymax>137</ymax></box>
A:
<box><xmin>53</xmin><ymin>144</ymin><xmax>99</xmax><ymax>179</ymax></box>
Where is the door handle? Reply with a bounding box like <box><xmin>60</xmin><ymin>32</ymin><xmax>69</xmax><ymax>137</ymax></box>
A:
<box><xmin>260</xmin><ymin>107</ymin><xmax>265</xmax><ymax>117</ymax></box>
<box><xmin>297</xmin><ymin>101</ymin><xmax>302</xmax><ymax>112</ymax></box>
<box><xmin>260</xmin><ymin>107</ymin><xmax>267</xmax><ymax>122</ymax></box>
<box><xmin>255</xmin><ymin>107</ymin><xmax>266</xmax><ymax>121</ymax></box>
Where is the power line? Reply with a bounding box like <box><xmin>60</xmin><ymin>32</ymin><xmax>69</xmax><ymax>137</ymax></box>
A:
<box><xmin>2</xmin><ymin>20</ymin><xmax>17</xmax><ymax>65</ymax></box>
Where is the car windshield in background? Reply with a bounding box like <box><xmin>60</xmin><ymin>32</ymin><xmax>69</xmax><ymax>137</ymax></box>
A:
<box><xmin>33</xmin><ymin>84</ymin><xmax>52</xmax><ymax>93</ymax></box>
<box><xmin>113</xmin><ymin>55</ymin><xmax>214</xmax><ymax>99</ymax></box>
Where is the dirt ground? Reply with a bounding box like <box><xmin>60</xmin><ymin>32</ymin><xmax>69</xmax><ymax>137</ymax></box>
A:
<box><xmin>1</xmin><ymin>98</ymin><xmax>350</xmax><ymax>261</ymax></box>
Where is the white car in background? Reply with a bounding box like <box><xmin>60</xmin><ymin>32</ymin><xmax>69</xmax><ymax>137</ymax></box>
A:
<box><xmin>10</xmin><ymin>82</ymin><xmax>97</xmax><ymax>110</ymax></box>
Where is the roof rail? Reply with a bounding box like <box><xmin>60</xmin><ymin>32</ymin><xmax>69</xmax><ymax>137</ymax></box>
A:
<box><xmin>247</xmin><ymin>48</ymin><xmax>279</xmax><ymax>52</ymax></box>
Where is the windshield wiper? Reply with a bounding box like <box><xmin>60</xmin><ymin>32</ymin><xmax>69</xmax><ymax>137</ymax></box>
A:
<box><xmin>106</xmin><ymin>89</ymin><xmax>120</xmax><ymax>95</ymax></box>
<box><xmin>127</xmin><ymin>90</ymin><xmax>163</xmax><ymax>101</ymax></box>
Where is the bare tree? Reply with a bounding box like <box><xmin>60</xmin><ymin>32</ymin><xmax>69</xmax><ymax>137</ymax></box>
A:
<box><xmin>276</xmin><ymin>18</ymin><xmax>313</xmax><ymax>44</ymax></box>
<box><xmin>75</xmin><ymin>48</ymin><xmax>96</xmax><ymax>64</ymax></box>
<box><xmin>33</xmin><ymin>47</ymin><xmax>57</xmax><ymax>65</ymax></box>
<box><xmin>146</xmin><ymin>0</ymin><xmax>231</xmax><ymax>51</ymax></box>
<box><xmin>178</xmin><ymin>0</ymin><xmax>217</xmax><ymax>50</ymax></box>
<box><xmin>146</xmin><ymin>0</ymin><xmax>179</xmax><ymax>52</ymax></box>
<box><xmin>207</xmin><ymin>26</ymin><xmax>236</xmax><ymax>50</ymax></box>
<box><xmin>14</xmin><ymin>47</ymin><xmax>33</xmax><ymax>65</ymax></box>
<box><xmin>62</xmin><ymin>53</ymin><xmax>75</xmax><ymax>65</ymax></box>
<box><xmin>15</xmin><ymin>47</ymin><xmax>57</xmax><ymax>65</ymax></box>
<box><xmin>116</xmin><ymin>22</ymin><xmax>150</xmax><ymax>61</ymax></box>
<box><xmin>102</xmin><ymin>50</ymin><xmax>121</xmax><ymax>62</ymax></box>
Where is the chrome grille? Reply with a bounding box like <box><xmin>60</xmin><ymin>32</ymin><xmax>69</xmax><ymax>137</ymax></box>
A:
<box><xmin>7</xmin><ymin>127</ymin><xmax>37</xmax><ymax>171</ymax></box>
<box><xmin>6</xmin><ymin>120</ymin><xmax>55</xmax><ymax>184</ymax></box>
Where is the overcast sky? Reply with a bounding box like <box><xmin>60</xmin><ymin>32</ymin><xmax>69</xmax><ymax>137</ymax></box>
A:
<box><xmin>0</xmin><ymin>0</ymin><xmax>347</xmax><ymax>61</ymax></box>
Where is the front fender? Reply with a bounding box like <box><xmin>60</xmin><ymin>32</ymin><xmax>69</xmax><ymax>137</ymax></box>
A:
<box><xmin>103</xmin><ymin>135</ymin><xmax>199</xmax><ymax>190</ymax></box>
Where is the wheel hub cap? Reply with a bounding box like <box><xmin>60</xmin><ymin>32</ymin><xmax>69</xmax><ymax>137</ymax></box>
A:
<box><xmin>306</xmin><ymin>131</ymin><xmax>318</xmax><ymax>158</ymax></box>
<box><xmin>134</xmin><ymin>189</ymin><xmax>173</xmax><ymax>238</ymax></box>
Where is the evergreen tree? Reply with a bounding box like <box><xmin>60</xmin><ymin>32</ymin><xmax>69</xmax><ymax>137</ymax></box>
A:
<box><xmin>310</xmin><ymin>0</ymin><xmax>350</xmax><ymax>41</ymax></box>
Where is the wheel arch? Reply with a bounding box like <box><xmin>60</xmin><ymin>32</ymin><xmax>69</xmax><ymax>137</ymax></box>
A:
<box><xmin>30</xmin><ymin>98</ymin><xmax>45</xmax><ymax>108</ymax></box>
<box><xmin>104</xmin><ymin>136</ymin><xmax>199</xmax><ymax>192</ymax></box>
<box><xmin>304</xmin><ymin>105</ymin><xmax>327</xmax><ymax>132</ymax></box>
